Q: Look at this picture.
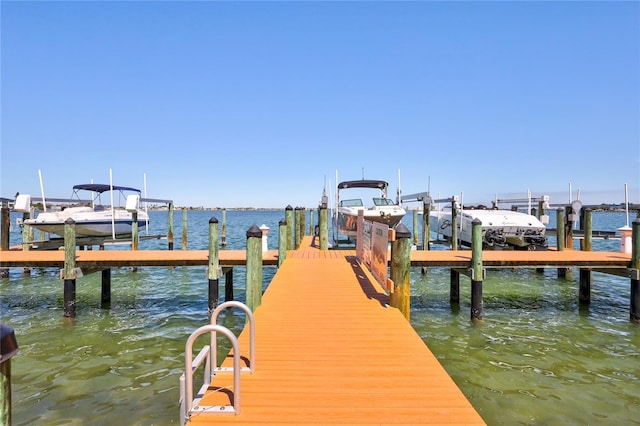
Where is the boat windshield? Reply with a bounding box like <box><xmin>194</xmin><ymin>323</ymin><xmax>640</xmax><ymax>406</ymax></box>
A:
<box><xmin>340</xmin><ymin>199</ymin><xmax>363</xmax><ymax>207</ymax></box>
<box><xmin>373</xmin><ymin>197</ymin><xmax>395</xmax><ymax>206</ymax></box>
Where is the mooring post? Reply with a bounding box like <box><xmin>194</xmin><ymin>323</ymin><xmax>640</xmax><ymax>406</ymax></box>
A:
<box><xmin>225</xmin><ymin>268</ymin><xmax>234</xmax><ymax>302</ymax></box>
<box><xmin>556</xmin><ymin>208</ymin><xmax>566</xmax><ymax>279</ymax></box>
<box><xmin>22</xmin><ymin>211</ymin><xmax>32</xmax><ymax>275</ymax></box>
<box><xmin>413</xmin><ymin>209</ymin><xmax>419</xmax><ymax>247</ymax></box>
<box><xmin>167</xmin><ymin>202</ymin><xmax>174</xmax><ymax>250</ymax></box>
<box><xmin>285</xmin><ymin>205</ymin><xmax>293</xmax><ymax>251</ymax></box>
<box><xmin>450</xmin><ymin>270</ymin><xmax>460</xmax><ymax>304</ymax></box>
<box><xmin>471</xmin><ymin>218</ymin><xmax>484</xmax><ymax>321</ymax></box>
<box><xmin>181</xmin><ymin>209</ymin><xmax>188</xmax><ymax>250</ymax></box>
<box><xmin>390</xmin><ymin>224</ymin><xmax>412</xmax><ymax>320</ymax></box>
<box><xmin>0</xmin><ymin>207</ymin><xmax>9</xmax><ymax>279</ymax></box>
<box><xmin>579</xmin><ymin>209</ymin><xmax>593</xmax><ymax>305</ymax></box>
<box><xmin>319</xmin><ymin>206</ymin><xmax>328</xmax><ymax>251</ymax></box>
<box><xmin>131</xmin><ymin>211</ymin><xmax>139</xmax><ymax>273</ymax></box>
<box><xmin>278</xmin><ymin>219</ymin><xmax>287</xmax><ymax>267</ymax></box>
<box><xmin>630</xmin><ymin>218</ymin><xmax>640</xmax><ymax>323</ymax></box>
<box><xmin>101</xmin><ymin>268</ymin><xmax>111</xmax><ymax>308</ymax></box>
<box><xmin>299</xmin><ymin>207</ymin><xmax>306</xmax><ymax>243</ymax></box>
<box><xmin>207</xmin><ymin>217</ymin><xmax>220</xmax><ymax>317</ymax></box>
<box><xmin>451</xmin><ymin>199</ymin><xmax>458</xmax><ymax>251</ymax></box>
<box><xmin>309</xmin><ymin>208</ymin><xmax>314</xmax><ymax>236</ymax></box>
<box><xmin>221</xmin><ymin>209</ymin><xmax>227</xmax><ymax>249</ymax></box>
<box><xmin>421</xmin><ymin>198</ymin><xmax>430</xmax><ymax>274</ymax></box>
<box><xmin>294</xmin><ymin>207</ymin><xmax>302</xmax><ymax>249</ymax></box>
<box><xmin>63</xmin><ymin>218</ymin><xmax>77</xmax><ymax>318</ymax></box>
<box><xmin>0</xmin><ymin>323</ymin><xmax>19</xmax><ymax>426</ymax></box>
<box><xmin>246</xmin><ymin>225</ymin><xmax>263</xmax><ymax>312</ymax></box>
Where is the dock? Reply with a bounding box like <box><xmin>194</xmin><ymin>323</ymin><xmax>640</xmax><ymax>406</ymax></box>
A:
<box><xmin>182</xmin><ymin>236</ymin><xmax>487</xmax><ymax>425</ymax></box>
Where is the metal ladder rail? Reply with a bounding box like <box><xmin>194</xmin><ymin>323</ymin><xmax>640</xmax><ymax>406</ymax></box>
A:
<box><xmin>180</xmin><ymin>324</ymin><xmax>241</xmax><ymax>425</ymax></box>
<box><xmin>211</xmin><ymin>301</ymin><xmax>256</xmax><ymax>374</ymax></box>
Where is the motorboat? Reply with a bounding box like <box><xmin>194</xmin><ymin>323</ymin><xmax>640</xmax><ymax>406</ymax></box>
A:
<box><xmin>430</xmin><ymin>205</ymin><xmax>548</xmax><ymax>250</ymax></box>
<box><xmin>333</xmin><ymin>179</ymin><xmax>406</xmax><ymax>241</ymax></box>
<box><xmin>17</xmin><ymin>184</ymin><xmax>149</xmax><ymax>238</ymax></box>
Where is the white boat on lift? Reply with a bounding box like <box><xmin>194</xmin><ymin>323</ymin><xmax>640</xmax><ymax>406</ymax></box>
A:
<box><xmin>430</xmin><ymin>200</ymin><xmax>548</xmax><ymax>250</ymax></box>
<box><xmin>17</xmin><ymin>183</ymin><xmax>148</xmax><ymax>238</ymax></box>
<box><xmin>334</xmin><ymin>179</ymin><xmax>406</xmax><ymax>242</ymax></box>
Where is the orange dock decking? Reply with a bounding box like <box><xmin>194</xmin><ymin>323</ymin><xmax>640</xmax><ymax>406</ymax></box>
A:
<box><xmin>184</xmin><ymin>237</ymin><xmax>486</xmax><ymax>425</ymax></box>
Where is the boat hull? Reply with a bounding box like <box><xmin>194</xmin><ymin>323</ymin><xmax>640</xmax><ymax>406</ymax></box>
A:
<box><xmin>336</xmin><ymin>207</ymin><xmax>405</xmax><ymax>238</ymax></box>
<box><xmin>25</xmin><ymin>208</ymin><xmax>149</xmax><ymax>238</ymax></box>
<box><xmin>430</xmin><ymin>208</ymin><xmax>547</xmax><ymax>250</ymax></box>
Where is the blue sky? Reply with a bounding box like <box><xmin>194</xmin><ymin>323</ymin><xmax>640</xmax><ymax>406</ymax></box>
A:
<box><xmin>1</xmin><ymin>1</ymin><xmax>638</xmax><ymax>208</ymax></box>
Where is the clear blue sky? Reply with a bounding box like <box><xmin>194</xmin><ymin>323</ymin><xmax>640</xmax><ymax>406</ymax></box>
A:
<box><xmin>1</xmin><ymin>1</ymin><xmax>638</xmax><ymax>208</ymax></box>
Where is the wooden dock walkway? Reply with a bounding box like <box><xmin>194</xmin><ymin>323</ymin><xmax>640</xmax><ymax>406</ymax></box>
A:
<box><xmin>186</xmin><ymin>236</ymin><xmax>486</xmax><ymax>425</ymax></box>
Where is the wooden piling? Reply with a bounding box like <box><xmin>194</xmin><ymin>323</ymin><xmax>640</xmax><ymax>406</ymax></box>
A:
<box><xmin>412</xmin><ymin>210</ymin><xmax>419</xmax><ymax>247</ymax></box>
<box><xmin>295</xmin><ymin>207</ymin><xmax>303</xmax><ymax>250</ymax></box>
<box><xmin>182</xmin><ymin>209</ymin><xmax>188</xmax><ymax>250</ymax></box>
<box><xmin>0</xmin><ymin>207</ymin><xmax>8</xmax><ymax>278</ymax></box>
<box><xmin>168</xmin><ymin>202</ymin><xmax>174</xmax><ymax>250</ymax></box>
<box><xmin>246</xmin><ymin>225</ymin><xmax>263</xmax><ymax>312</ymax></box>
<box><xmin>285</xmin><ymin>205</ymin><xmax>293</xmax><ymax>251</ymax></box>
<box><xmin>471</xmin><ymin>218</ymin><xmax>483</xmax><ymax>321</ymax></box>
<box><xmin>319</xmin><ymin>206</ymin><xmax>328</xmax><ymax>251</ymax></box>
<box><xmin>221</xmin><ymin>208</ymin><xmax>227</xmax><ymax>248</ymax></box>
<box><xmin>225</xmin><ymin>268</ymin><xmax>234</xmax><ymax>302</ymax></box>
<box><xmin>208</xmin><ymin>217</ymin><xmax>220</xmax><ymax>317</ymax></box>
<box><xmin>63</xmin><ymin>218</ymin><xmax>77</xmax><ymax>318</ymax></box>
<box><xmin>450</xmin><ymin>269</ymin><xmax>460</xmax><ymax>305</ymax></box>
<box><xmin>630</xmin><ymin>218</ymin><xmax>640</xmax><ymax>323</ymax></box>
<box><xmin>101</xmin><ymin>269</ymin><xmax>111</xmax><ymax>308</ymax></box>
<box><xmin>131</xmin><ymin>211</ymin><xmax>139</xmax><ymax>251</ymax></box>
<box><xmin>556</xmin><ymin>208</ymin><xmax>566</xmax><ymax>279</ymax></box>
<box><xmin>579</xmin><ymin>209</ymin><xmax>593</xmax><ymax>305</ymax></box>
<box><xmin>278</xmin><ymin>219</ymin><xmax>287</xmax><ymax>267</ymax></box>
<box><xmin>451</xmin><ymin>199</ymin><xmax>458</xmax><ymax>251</ymax></box>
<box><xmin>390</xmin><ymin>224</ymin><xmax>412</xmax><ymax>320</ymax></box>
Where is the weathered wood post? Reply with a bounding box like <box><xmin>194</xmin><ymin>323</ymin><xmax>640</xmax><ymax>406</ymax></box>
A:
<box><xmin>22</xmin><ymin>210</ymin><xmax>32</xmax><ymax>275</ymax></box>
<box><xmin>565</xmin><ymin>205</ymin><xmax>574</xmax><ymax>249</ymax></box>
<box><xmin>450</xmin><ymin>269</ymin><xmax>460</xmax><ymax>305</ymax></box>
<box><xmin>0</xmin><ymin>207</ymin><xmax>9</xmax><ymax>278</ymax></box>
<box><xmin>299</xmin><ymin>208</ymin><xmax>306</xmax><ymax>244</ymax></box>
<box><xmin>319</xmin><ymin>206</ymin><xmax>328</xmax><ymax>251</ymax></box>
<box><xmin>630</xmin><ymin>218</ymin><xmax>640</xmax><ymax>323</ymax></box>
<box><xmin>208</xmin><ymin>217</ymin><xmax>220</xmax><ymax>317</ymax></box>
<box><xmin>579</xmin><ymin>209</ymin><xmax>593</xmax><ymax>305</ymax></box>
<box><xmin>131</xmin><ymin>211</ymin><xmax>139</xmax><ymax>251</ymax></box>
<box><xmin>471</xmin><ymin>218</ymin><xmax>484</xmax><ymax>321</ymax></box>
<box><xmin>221</xmin><ymin>209</ymin><xmax>227</xmax><ymax>248</ymax></box>
<box><xmin>101</xmin><ymin>268</ymin><xmax>111</xmax><ymax>308</ymax></box>
<box><xmin>278</xmin><ymin>219</ymin><xmax>287</xmax><ymax>267</ymax></box>
<box><xmin>225</xmin><ymin>268</ymin><xmax>234</xmax><ymax>302</ymax></box>
<box><xmin>390</xmin><ymin>224</ymin><xmax>412</xmax><ymax>320</ymax></box>
<box><xmin>285</xmin><ymin>205</ymin><xmax>293</xmax><ymax>251</ymax></box>
<box><xmin>167</xmin><ymin>202</ymin><xmax>174</xmax><ymax>250</ymax></box>
<box><xmin>246</xmin><ymin>225</ymin><xmax>263</xmax><ymax>312</ymax></box>
<box><xmin>308</xmin><ymin>208</ymin><xmax>314</xmax><ymax>236</ymax></box>
<box><xmin>451</xmin><ymin>199</ymin><xmax>458</xmax><ymax>251</ymax></box>
<box><xmin>181</xmin><ymin>209</ymin><xmax>188</xmax><ymax>250</ymax></box>
<box><xmin>421</xmin><ymin>198</ymin><xmax>430</xmax><ymax>275</ymax></box>
<box><xmin>0</xmin><ymin>323</ymin><xmax>19</xmax><ymax>426</ymax></box>
<box><xmin>556</xmin><ymin>208</ymin><xmax>566</xmax><ymax>279</ymax></box>
<box><xmin>63</xmin><ymin>218</ymin><xmax>77</xmax><ymax>318</ymax></box>
<box><xmin>412</xmin><ymin>209</ymin><xmax>419</xmax><ymax>247</ymax></box>
<box><xmin>294</xmin><ymin>207</ymin><xmax>302</xmax><ymax>249</ymax></box>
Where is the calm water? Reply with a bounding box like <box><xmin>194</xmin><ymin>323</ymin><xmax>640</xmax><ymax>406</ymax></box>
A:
<box><xmin>1</xmin><ymin>209</ymin><xmax>638</xmax><ymax>425</ymax></box>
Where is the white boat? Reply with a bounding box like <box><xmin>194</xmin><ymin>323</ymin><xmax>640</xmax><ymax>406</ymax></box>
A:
<box><xmin>18</xmin><ymin>184</ymin><xmax>148</xmax><ymax>238</ymax></box>
<box><xmin>430</xmin><ymin>206</ymin><xmax>548</xmax><ymax>250</ymax></box>
<box><xmin>334</xmin><ymin>179</ymin><xmax>406</xmax><ymax>241</ymax></box>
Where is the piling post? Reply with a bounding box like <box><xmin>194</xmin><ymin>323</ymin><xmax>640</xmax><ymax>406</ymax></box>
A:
<box><xmin>556</xmin><ymin>208</ymin><xmax>566</xmax><ymax>279</ymax></box>
<box><xmin>285</xmin><ymin>205</ymin><xmax>293</xmax><ymax>251</ymax></box>
<box><xmin>309</xmin><ymin>208</ymin><xmax>314</xmax><ymax>236</ymax></box>
<box><xmin>451</xmin><ymin>199</ymin><xmax>458</xmax><ymax>251</ymax></box>
<box><xmin>630</xmin><ymin>218</ymin><xmax>640</xmax><ymax>323</ymax></box>
<box><xmin>246</xmin><ymin>225</ymin><xmax>263</xmax><ymax>312</ymax></box>
<box><xmin>319</xmin><ymin>206</ymin><xmax>328</xmax><ymax>251</ymax></box>
<box><xmin>294</xmin><ymin>207</ymin><xmax>303</xmax><ymax>249</ymax></box>
<box><xmin>63</xmin><ymin>218</ymin><xmax>77</xmax><ymax>318</ymax></box>
<box><xmin>131</xmin><ymin>211</ymin><xmax>139</xmax><ymax>251</ymax></box>
<box><xmin>221</xmin><ymin>209</ymin><xmax>227</xmax><ymax>248</ymax></box>
<box><xmin>167</xmin><ymin>202</ymin><xmax>174</xmax><ymax>250</ymax></box>
<box><xmin>412</xmin><ymin>210</ymin><xmax>419</xmax><ymax>247</ymax></box>
<box><xmin>450</xmin><ymin>270</ymin><xmax>460</xmax><ymax>305</ymax></box>
<box><xmin>208</xmin><ymin>217</ymin><xmax>220</xmax><ymax>317</ymax></box>
<box><xmin>181</xmin><ymin>209</ymin><xmax>188</xmax><ymax>250</ymax></box>
<box><xmin>225</xmin><ymin>268</ymin><xmax>234</xmax><ymax>302</ymax></box>
<box><xmin>421</xmin><ymin>198</ymin><xmax>430</xmax><ymax>274</ymax></box>
<box><xmin>471</xmin><ymin>218</ymin><xmax>484</xmax><ymax>321</ymax></box>
<box><xmin>101</xmin><ymin>268</ymin><xmax>111</xmax><ymax>308</ymax></box>
<box><xmin>0</xmin><ymin>323</ymin><xmax>19</xmax><ymax>426</ymax></box>
<box><xmin>22</xmin><ymin>211</ymin><xmax>32</xmax><ymax>275</ymax></box>
<box><xmin>278</xmin><ymin>219</ymin><xmax>287</xmax><ymax>267</ymax></box>
<box><xmin>0</xmin><ymin>207</ymin><xmax>8</xmax><ymax>278</ymax></box>
<box><xmin>299</xmin><ymin>208</ymin><xmax>306</xmax><ymax>243</ymax></box>
<box><xmin>390</xmin><ymin>224</ymin><xmax>412</xmax><ymax>320</ymax></box>
<box><xmin>579</xmin><ymin>209</ymin><xmax>593</xmax><ymax>305</ymax></box>
<box><xmin>565</xmin><ymin>205</ymin><xmax>574</xmax><ymax>249</ymax></box>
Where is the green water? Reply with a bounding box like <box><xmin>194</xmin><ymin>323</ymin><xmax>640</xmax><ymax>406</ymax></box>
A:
<box><xmin>1</xmin><ymin>210</ymin><xmax>638</xmax><ymax>425</ymax></box>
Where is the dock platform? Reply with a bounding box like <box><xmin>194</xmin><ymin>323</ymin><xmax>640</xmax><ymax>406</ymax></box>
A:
<box><xmin>185</xmin><ymin>237</ymin><xmax>486</xmax><ymax>425</ymax></box>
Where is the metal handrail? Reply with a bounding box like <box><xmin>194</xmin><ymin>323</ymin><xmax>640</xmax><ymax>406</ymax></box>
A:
<box><xmin>181</xmin><ymin>324</ymin><xmax>241</xmax><ymax>424</ymax></box>
<box><xmin>211</xmin><ymin>301</ymin><xmax>255</xmax><ymax>374</ymax></box>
